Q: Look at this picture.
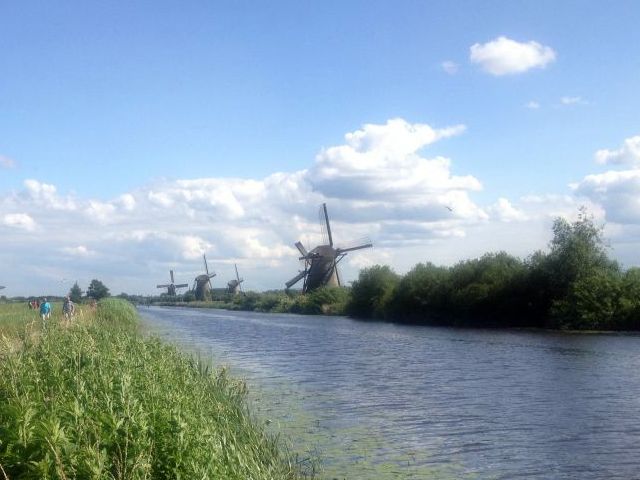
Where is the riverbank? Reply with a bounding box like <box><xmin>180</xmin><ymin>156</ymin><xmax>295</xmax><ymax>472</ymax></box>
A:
<box><xmin>157</xmin><ymin>212</ymin><xmax>640</xmax><ymax>332</ymax></box>
<box><xmin>0</xmin><ymin>299</ymin><xmax>305</xmax><ymax>479</ymax></box>
<box><xmin>156</xmin><ymin>287</ymin><xmax>349</xmax><ymax>316</ymax></box>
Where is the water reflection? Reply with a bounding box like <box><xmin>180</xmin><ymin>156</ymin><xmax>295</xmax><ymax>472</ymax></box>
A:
<box><xmin>139</xmin><ymin>306</ymin><xmax>640</xmax><ymax>480</ymax></box>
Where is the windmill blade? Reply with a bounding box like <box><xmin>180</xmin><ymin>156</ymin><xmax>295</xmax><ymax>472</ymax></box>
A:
<box><xmin>322</xmin><ymin>203</ymin><xmax>333</xmax><ymax>247</ymax></box>
<box><xmin>295</xmin><ymin>241</ymin><xmax>309</xmax><ymax>257</ymax></box>
<box><xmin>335</xmin><ymin>264</ymin><xmax>341</xmax><ymax>287</ymax></box>
<box><xmin>157</xmin><ymin>284</ymin><xmax>170</xmax><ymax>288</ymax></box>
<box><xmin>285</xmin><ymin>270</ymin><xmax>307</xmax><ymax>289</ymax></box>
<box><xmin>235</xmin><ymin>264</ymin><xmax>244</xmax><ymax>293</ymax></box>
<box><xmin>203</xmin><ymin>253</ymin><xmax>214</xmax><ymax>290</ymax></box>
<box><xmin>170</xmin><ymin>270</ymin><xmax>175</xmax><ymax>284</ymax></box>
<box><xmin>337</xmin><ymin>242</ymin><xmax>373</xmax><ymax>254</ymax></box>
<box><xmin>175</xmin><ymin>283</ymin><xmax>189</xmax><ymax>288</ymax></box>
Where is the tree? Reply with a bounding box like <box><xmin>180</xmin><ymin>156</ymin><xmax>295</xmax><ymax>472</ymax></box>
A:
<box><xmin>536</xmin><ymin>208</ymin><xmax>621</xmax><ymax>328</ymax></box>
<box><xmin>87</xmin><ymin>279</ymin><xmax>110</xmax><ymax>300</ymax></box>
<box><xmin>547</xmin><ymin>207</ymin><xmax>618</xmax><ymax>291</ymax></box>
<box><xmin>69</xmin><ymin>282</ymin><xmax>83</xmax><ymax>303</ymax></box>
<box><xmin>391</xmin><ymin>262</ymin><xmax>450</xmax><ymax>321</ymax></box>
<box><xmin>347</xmin><ymin>265</ymin><xmax>399</xmax><ymax>319</ymax></box>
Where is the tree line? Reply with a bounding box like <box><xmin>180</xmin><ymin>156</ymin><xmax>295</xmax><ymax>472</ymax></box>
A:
<box><xmin>348</xmin><ymin>209</ymin><xmax>640</xmax><ymax>330</ymax></box>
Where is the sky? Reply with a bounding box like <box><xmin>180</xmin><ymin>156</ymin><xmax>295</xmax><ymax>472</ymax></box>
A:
<box><xmin>2</xmin><ymin>1</ymin><xmax>640</xmax><ymax>296</ymax></box>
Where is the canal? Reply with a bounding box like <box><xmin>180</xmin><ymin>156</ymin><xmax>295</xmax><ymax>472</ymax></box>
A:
<box><xmin>139</xmin><ymin>306</ymin><xmax>640</xmax><ymax>479</ymax></box>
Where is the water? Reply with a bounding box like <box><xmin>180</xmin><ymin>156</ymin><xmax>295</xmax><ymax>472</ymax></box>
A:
<box><xmin>138</xmin><ymin>306</ymin><xmax>640</xmax><ymax>479</ymax></box>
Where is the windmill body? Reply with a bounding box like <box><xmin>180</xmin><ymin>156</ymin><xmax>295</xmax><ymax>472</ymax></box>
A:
<box><xmin>194</xmin><ymin>254</ymin><xmax>216</xmax><ymax>301</ymax></box>
<box><xmin>304</xmin><ymin>245</ymin><xmax>340</xmax><ymax>291</ymax></box>
<box><xmin>157</xmin><ymin>270</ymin><xmax>188</xmax><ymax>296</ymax></box>
<box><xmin>286</xmin><ymin>204</ymin><xmax>372</xmax><ymax>293</ymax></box>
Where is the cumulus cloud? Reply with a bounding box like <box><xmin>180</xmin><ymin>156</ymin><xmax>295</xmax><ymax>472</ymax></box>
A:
<box><xmin>0</xmin><ymin>155</ymin><xmax>16</xmax><ymax>169</ymax></box>
<box><xmin>595</xmin><ymin>135</ymin><xmax>640</xmax><ymax>166</ymax></box>
<box><xmin>525</xmin><ymin>101</ymin><xmax>540</xmax><ymax>110</ymax></box>
<box><xmin>470</xmin><ymin>36</ymin><xmax>556</xmax><ymax>76</ymax></box>
<box><xmin>117</xmin><ymin>194</ymin><xmax>136</xmax><ymax>211</ymax></box>
<box><xmin>85</xmin><ymin>200</ymin><xmax>117</xmax><ymax>223</ymax></box>
<box><xmin>573</xmin><ymin>170</ymin><xmax>640</xmax><ymax>224</ymax></box>
<box><xmin>3</xmin><ymin>213</ymin><xmax>36</xmax><ymax>231</ymax></box>
<box><xmin>0</xmin><ymin>117</ymin><xmax>584</xmax><ymax>294</ymax></box>
<box><xmin>308</xmin><ymin>119</ymin><xmax>479</xmax><ymax>216</ymax></box>
<box><xmin>489</xmin><ymin>198</ymin><xmax>527</xmax><ymax>222</ymax></box>
<box><xmin>21</xmin><ymin>179</ymin><xmax>77</xmax><ymax>210</ymax></box>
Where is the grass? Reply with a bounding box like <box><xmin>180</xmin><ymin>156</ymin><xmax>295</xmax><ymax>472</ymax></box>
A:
<box><xmin>0</xmin><ymin>299</ymin><xmax>304</xmax><ymax>479</ymax></box>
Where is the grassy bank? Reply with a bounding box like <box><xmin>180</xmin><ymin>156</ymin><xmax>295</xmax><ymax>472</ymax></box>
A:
<box><xmin>157</xmin><ymin>287</ymin><xmax>350</xmax><ymax>317</ymax></box>
<box><xmin>0</xmin><ymin>299</ymin><xmax>303</xmax><ymax>479</ymax></box>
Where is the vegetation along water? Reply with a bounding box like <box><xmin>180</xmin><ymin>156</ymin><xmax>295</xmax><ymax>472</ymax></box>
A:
<box><xmin>0</xmin><ymin>299</ymin><xmax>307</xmax><ymax>479</ymax></box>
<box><xmin>158</xmin><ymin>211</ymin><xmax>640</xmax><ymax>331</ymax></box>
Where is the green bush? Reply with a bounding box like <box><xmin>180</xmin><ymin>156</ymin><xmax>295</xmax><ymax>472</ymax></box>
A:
<box><xmin>347</xmin><ymin>266</ymin><xmax>399</xmax><ymax>319</ymax></box>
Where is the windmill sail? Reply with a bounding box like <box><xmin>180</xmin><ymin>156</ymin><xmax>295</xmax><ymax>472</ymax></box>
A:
<box><xmin>285</xmin><ymin>203</ymin><xmax>372</xmax><ymax>293</ymax></box>
<box><xmin>157</xmin><ymin>270</ymin><xmax>188</xmax><ymax>296</ymax></box>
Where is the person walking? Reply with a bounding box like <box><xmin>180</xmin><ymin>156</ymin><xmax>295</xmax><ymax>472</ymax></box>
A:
<box><xmin>40</xmin><ymin>298</ymin><xmax>52</xmax><ymax>327</ymax></box>
<box><xmin>62</xmin><ymin>296</ymin><xmax>75</xmax><ymax>322</ymax></box>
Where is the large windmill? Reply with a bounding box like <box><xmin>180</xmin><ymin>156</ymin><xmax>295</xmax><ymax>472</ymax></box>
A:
<box><xmin>285</xmin><ymin>203</ymin><xmax>372</xmax><ymax>293</ymax></box>
<box><xmin>157</xmin><ymin>270</ymin><xmax>189</xmax><ymax>296</ymax></box>
<box><xmin>193</xmin><ymin>254</ymin><xmax>216</xmax><ymax>301</ymax></box>
<box><xmin>226</xmin><ymin>264</ymin><xmax>244</xmax><ymax>295</ymax></box>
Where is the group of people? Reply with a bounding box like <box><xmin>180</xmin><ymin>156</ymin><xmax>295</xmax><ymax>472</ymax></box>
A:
<box><xmin>31</xmin><ymin>296</ymin><xmax>76</xmax><ymax>325</ymax></box>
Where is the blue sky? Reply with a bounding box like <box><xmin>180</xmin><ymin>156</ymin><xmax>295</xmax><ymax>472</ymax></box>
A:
<box><xmin>2</xmin><ymin>1</ymin><xmax>640</xmax><ymax>295</ymax></box>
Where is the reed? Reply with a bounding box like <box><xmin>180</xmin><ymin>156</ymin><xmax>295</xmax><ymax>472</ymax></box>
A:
<box><xmin>0</xmin><ymin>299</ymin><xmax>302</xmax><ymax>479</ymax></box>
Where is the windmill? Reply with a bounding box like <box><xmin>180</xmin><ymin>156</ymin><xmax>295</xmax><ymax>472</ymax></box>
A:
<box><xmin>193</xmin><ymin>254</ymin><xmax>216</xmax><ymax>301</ymax></box>
<box><xmin>157</xmin><ymin>270</ymin><xmax>189</xmax><ymax>296</ymax></box>
<box><xmin>285</xmin><ymin>203</ymin><xmax>372</xmax><ymax>293</ymax></box>
<box><xmin>226</xmin><ymin>264</ymin><xmax>244</xmax><ymax>295</ymax></box>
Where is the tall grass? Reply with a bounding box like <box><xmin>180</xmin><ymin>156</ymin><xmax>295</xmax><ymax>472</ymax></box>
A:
<box><xmin>0</xmin><ymin>299</ymin><xmax>302</xmax><ymax>479</ymax></box>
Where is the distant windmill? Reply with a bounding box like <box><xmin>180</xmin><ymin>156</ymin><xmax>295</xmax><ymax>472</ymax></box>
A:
<box><xmin>193</xmin><ymin>254</ymin><xmax>216</xmax><ymax>301</ymax></box>
<box><xmin>157</xmin><ymin>270</ymin><xmax>189</xmax><ymax>296</ymax></box>
<box><xmin>285</xmin><ymin>203</ymin><xmax>372</xmax><ymax>293</ymax></box>
<box><xmin>226</xmin><ymin>264</ymin><xmax>244</xmax><ymax>295</ymax></box>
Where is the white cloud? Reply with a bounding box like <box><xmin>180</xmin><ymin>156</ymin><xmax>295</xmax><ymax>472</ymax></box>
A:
<box><xmin>3</xmin><ymin>213</ymin><xmax>36</xmax><ymax>231</ymax></box>
<box><xmin>117</xmin><ymin>194</ymin><xmax>136</xmax><ymax>211</ymax></box>
<box><xmin>525</xmin><ymin>101</ymin><xmax>540</xmax><ymax>110</ymax></box>
<box><xmin>85</xmin><ymin>200</ymin><xmax>116</xmax><ymax>223</ymax></box>
<box><xmin>560</xmin><ymin>96</ymin><xmax>588</xmax><ymax>106</ymax></box>
<box><xmin>470</xmin><ymin>36</ymin><xmax>556</xmax><ymax>76</ymax></box>
<box><xmin>573</xmin><ymin>169</ymin><xmax>640</xmax><ymax>224</ymax></box>
<box><xmin>489</xmin><ymin>198</ymin><xmax>527</xmax><ymax>222</ymax></box>
<box><xmin>441</xmin><ymin>60</ymin><xmax>459</xmax><ymax>75</ymax></box>
<box><xmin>61</xmin><ymin>245</ymin><xmax>95</xmax><ymax>257</ymax></box>
<box><xmin>308</xmin><ymin>118</ymin><xmax>481</xmax><ymax>223</ymax></box>
<box><xmin>0</xmin><ymin>155</ymin><xmax>16</xmax><ymax>169</ymax></box>
<box><xmin>23</xmin><ymin>179</ymin><xmax>77</xmax><ymax>210</ymax></box>
<box><xmin>595</xmin><ymin>135</ymin><xmax>640</xmax><ymax>166</ymax></box>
